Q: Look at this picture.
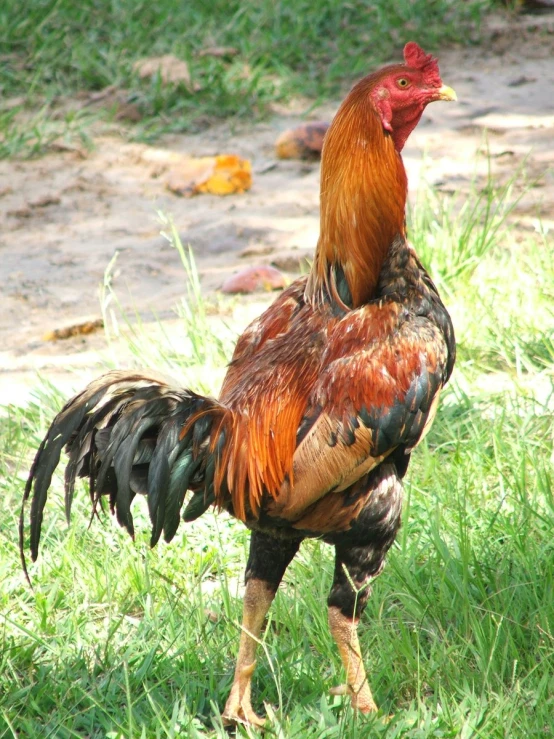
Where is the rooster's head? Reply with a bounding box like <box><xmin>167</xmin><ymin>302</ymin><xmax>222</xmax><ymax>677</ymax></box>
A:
<box><xmin>367</xmin><ymin>42</ymin><xmax>457</xmax><ymax>151</ymax></box>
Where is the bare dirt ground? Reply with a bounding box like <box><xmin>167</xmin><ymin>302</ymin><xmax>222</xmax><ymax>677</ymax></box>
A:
<box><xmin>1</xmin><ymin>13</ymin><xmax>553</xmax><ymax>406</ymax></box>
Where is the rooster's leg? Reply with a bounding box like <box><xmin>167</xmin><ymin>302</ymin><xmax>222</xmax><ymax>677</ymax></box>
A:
<box><xmin>222</xmin><ymin>531</ymin><xmax>302</xmax><ymax>726</ymax></box>
<box><xmin>327</xmin><ymin>542</ymin><xmax>391</xmax><ymax>714</ymax></box>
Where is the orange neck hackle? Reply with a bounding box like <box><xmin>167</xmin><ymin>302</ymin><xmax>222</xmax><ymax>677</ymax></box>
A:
<box><xmin>306</xmin><ymin>76</ymin><xmax>408</xmax><ymax>309</ymax></box>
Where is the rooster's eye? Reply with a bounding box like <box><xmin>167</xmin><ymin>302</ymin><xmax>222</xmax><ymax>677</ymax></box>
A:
<box><xmin>397</xmin><ymin>78</ymin><xmax>409</xmax><ymax>88</ymax></box>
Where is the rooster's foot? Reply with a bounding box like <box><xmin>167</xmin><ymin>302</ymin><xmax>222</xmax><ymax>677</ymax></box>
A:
<box><xmin>222</xmin><ymin>661</ymin><xmax>266</xmax><ymax>727</ymax></box>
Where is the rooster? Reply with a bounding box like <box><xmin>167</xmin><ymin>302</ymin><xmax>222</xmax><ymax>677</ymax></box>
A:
<box><xmin>21</xmin><ymin>42</ymin><xmax>456</xmax><ymax>725</ymax></box>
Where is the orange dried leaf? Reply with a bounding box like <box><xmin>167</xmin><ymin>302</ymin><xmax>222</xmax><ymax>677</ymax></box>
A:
<box><xmin>43</xmin><ymin>319</ymin><xmax>104</xmax><ymax>341</ymax></box>
<box><xmin>167</xmin><ymin>154</ymin><xmax>252</xmax><ymax>197</ymax></box>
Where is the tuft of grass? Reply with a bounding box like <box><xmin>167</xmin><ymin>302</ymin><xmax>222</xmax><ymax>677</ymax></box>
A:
<box><xmin>0</xmin><ymin>105</ymin><xmax>95</xmax><ymax>159</ymax></box>
<box><xmin>409</xmin><ymin>162</ymin><xmax>554</xmax><ymax>392</ymax></box>
<box><xmin>2</xmin><ymin>171</ymin><xmax>554</xmax><ymax>736</ymax></box>
<box><xmin>160</xmin><ymin>214</ymin><xmax>232</xmax><ymax>372</ymax></box>
<box><xmin>98</xmin><ymin>220</ymin><xmax>235</xmax><ymax>396</ymax></box>
<box><xmin>0</xmin><ymin>0</ymin><xmax>491</xmax><ymax>153</ymax></box>
<box><xmin>409</xmin><ymin>156</ymin><xmax>524</xmax><ymax>295</ymax></box>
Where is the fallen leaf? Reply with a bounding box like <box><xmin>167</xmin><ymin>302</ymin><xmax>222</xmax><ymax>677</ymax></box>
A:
<box><xmin>275</xmin><ymin>122</ymin><xmax>330</xmax><ymax>160</ymax></box>
<box><xmin>239</xmin><ymin>244</ymin><xmax>275</xmax><ymax>258</ymax></box>
<box><xmin>166</xmin><ymin>154</ymin><xmax>252</xmax><ymax>197</ymax></box>
<box><xmin>8</xmin><ymin>207</ymin><xmax>32</xmax><ymax>218</ymax></box>
<box><xmin>114</xmin><ymin>102</ymin><xmax>143</xmax><ymax>122</ymax></box>
<box><xmin>221</xmin><ymin>265</ymin><xmax>286</xmax><ymax>294</ymax></box>
<box><xmin>198</xmin><ymin>46</ymin><xmax>239</xmax><ymax>58</ymax></box>
<box><xmin>30</xmin><ymin>195</ymin><xmax>61</xmax><ymax>208</ymax></box>
<box><xmin>85</xmin><ymin>85</ymin><xmax>119</xmax><ymax>103</ymax></box>
<box><xmin>508</xmin><ymin>75</ymin><xmax>536</xmax><ymax>87</ymax></box>
<box><xmin>43</xmin><ymin>319</ymin><xmax>104</xmax><ymax>341</ymax></box>
<box><xmin>48</xmin><ymin>139</ymin><xmax>89</xmax><ymax>159</ymax></box>
<box><xmin>255</xmin><ymin>161</ymin><xmax>278</xmax><ymax>175</ymax></box>
<box><xmin>133</xmin><ymin>55</ymin><xmax>197</xmax><ymax>90</ymax></box>
<box><xmin>78</xmin><ymin>86</ymin><xmax>144</xmax><ymax>122</ymax></box>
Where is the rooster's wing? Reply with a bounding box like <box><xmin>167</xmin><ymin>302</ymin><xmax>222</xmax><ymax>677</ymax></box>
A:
<box><xmin>270</xmin><ymin>300</ymin><xmax>449</xmax><ymax>522</ymax></box>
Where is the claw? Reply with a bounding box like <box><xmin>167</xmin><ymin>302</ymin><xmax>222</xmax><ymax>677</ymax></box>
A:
<box><xmin>223</xmin><ymin>661</ymin><xmax>266</xmax><ymax>727</ymax></box>
<box><xmin>222</xmin><ymin>705</ymin><xmax>266</xmax><ymax>728</ymax></box>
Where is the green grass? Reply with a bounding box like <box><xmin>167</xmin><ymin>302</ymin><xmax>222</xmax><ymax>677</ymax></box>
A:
<box><xmin>2</xmin><ymin>174</ymin><xmax>554</xmax><ymax>737</ymax></box>
<box><xmin>0</xmin><ymin>0</ymin><xmax>492</xmax><ymax>156</ymax></box>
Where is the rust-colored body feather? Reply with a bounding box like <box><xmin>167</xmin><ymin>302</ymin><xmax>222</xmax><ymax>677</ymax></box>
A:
<box><xmin>220</xmin><ymin>282</ymin><xmax>325</xmax><ymax>518</ymax></box>
<box><xmin>307</xmin><ymin>72</ymin><xmax>408</xmax><ymax>308</ymax></box>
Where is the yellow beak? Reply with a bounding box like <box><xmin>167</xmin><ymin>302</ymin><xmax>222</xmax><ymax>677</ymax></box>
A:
<box><xmin>437</xmin><ymin>84</ymin><xmax>457</xmax><ymax>102</ymax></box>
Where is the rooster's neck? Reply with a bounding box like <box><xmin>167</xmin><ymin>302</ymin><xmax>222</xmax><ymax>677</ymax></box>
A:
<box><xmin>306</xmin><ymin>90</ymin><xmax>408</xmax><ymax>310</ymax></box>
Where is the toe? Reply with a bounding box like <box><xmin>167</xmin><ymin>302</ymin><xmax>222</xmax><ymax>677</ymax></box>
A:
<box><xmin>222</xmin><ymin>703</ymin><xmax>266</xmax><ymax>727</ymax></box>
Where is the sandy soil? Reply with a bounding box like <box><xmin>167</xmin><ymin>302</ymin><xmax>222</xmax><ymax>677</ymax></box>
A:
<box><xmin>1</xmin><ymin>13</ymin><xmax>553</xmax><ymax>406</ymax></box>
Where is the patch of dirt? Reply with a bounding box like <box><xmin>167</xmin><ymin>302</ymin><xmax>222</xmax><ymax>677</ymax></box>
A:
<box><xmin>1</xmin><ymin>13</ymin><xmax>553</xmax><ymax>405</ymax></box>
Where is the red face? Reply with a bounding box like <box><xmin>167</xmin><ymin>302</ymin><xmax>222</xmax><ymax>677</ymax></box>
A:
<box><xmin>370</xmin><ymin>66</ymin><xmax>456</xmax><ymax>152</ymax></box>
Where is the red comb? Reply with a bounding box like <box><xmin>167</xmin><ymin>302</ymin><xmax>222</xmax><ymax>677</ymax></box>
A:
<box><xmin>403</xmin><ymin>42</ymin><xmax>441</xmax><ymax>87</ymax></box>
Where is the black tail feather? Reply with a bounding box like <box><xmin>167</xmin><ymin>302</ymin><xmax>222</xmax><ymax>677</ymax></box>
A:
<box><xmin>23</xmin><ymin>381</ymin><xmax>117</xmax><ymax>564</ymax></box>
<box><xmin>164</xmin><ymin>452</ymin><xmax>202</xmax><ymax>542</ymax></box>
<box><xmin>183</xmin><ymin>489</ymin><xmax>216</xmax><ymax>522</ymax></box>
<box><xmin>147</xmin><ymin>408</ymin><xmax>191</xmax><ymax>546</ymax></box>
<box><xmin>20</xmin><ymin>370</ymin><xmax>228</xmax><ymax>577</ymax></box>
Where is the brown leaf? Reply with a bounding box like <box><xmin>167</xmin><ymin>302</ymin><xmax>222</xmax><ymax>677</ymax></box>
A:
<box><xmin>43</xmin><ymin>319</ymin><xmax>104</xmax><ymax>341</ymax></box>
<box><xmin>275</xmin><ymin>122</ymin><xmax>330</xmax><ymax>160</ymax></box>
<box><xmin>48</xmin><ymin>139</ymin><xmax>89</xmax><ymax>159</ymax></box>
<box><xmin>221</xmin><ymin>266</ymin><xmax>286</xmax><ymax>294</ymax></box>
<box><xmin>8</xmin><ymin>207</ymin><xmax>32</xmax><ymax>218</ymax></box>
<box><xmin>133</xmin><ymin>55</ymin><xmax>197</xmax><ymax>90</ymax></box>
<box><xmin>85</xmin><ymin>85</ymin><xmax>119</xmax><ymax>103</ymax></box>
<box><xmin>239</xmin><ymin>244</ymin><xmax>275</xmax><ymax>258</ymax></box>
<box><xmin>114</xmin><ymin>102</ymin><xmax>143</xmax><ymax>122</ymax></box>
<box><xmin>29</xmin><ymin>195</ymin><xmax>61</xmax><ymax>208</ymax></box>
<box><xmin>78</xmin><ymin>86</ymin><xmax>143</xmax><ymax>122</ymax></box>
<box><xmin>198</xmin><ymin>46</ymin><xmax>239</xmax><ymax>59</ymax></box>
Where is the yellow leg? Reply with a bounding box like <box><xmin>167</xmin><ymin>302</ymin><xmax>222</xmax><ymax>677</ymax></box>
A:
<box><xmin>328</xmin><ymin>605</ymin><xmax>377</xmax><ymax>713</ymax></box>
<box><xmin>222</xmin><ymin>578</ymin><xmax>275</xmax><ymax>726</ymax></box>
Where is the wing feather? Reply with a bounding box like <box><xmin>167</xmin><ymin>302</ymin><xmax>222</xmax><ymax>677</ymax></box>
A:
<box><xmin>269</xmin><ymin>306</ymin><xmax>449</xmax><ymax>522</ymax></box>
